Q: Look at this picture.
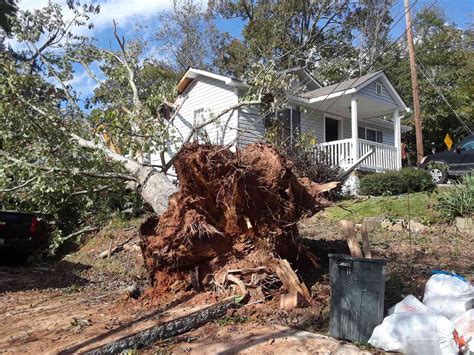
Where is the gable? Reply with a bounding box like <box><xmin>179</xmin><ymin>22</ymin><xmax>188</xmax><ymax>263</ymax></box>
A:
<box><xmin>177</xmin><ymin>67</ymin><xmax>246</xmax><ymax>94</ymax></box>
<box><xmin>357</xmin><ymin>78</ymin><xmax>398</xmax><ymax>107</ymax></box>
<box><xmin>173</xmin><ymin>75</ymin><xmax>239</xmax><ymax>146</ymax></box>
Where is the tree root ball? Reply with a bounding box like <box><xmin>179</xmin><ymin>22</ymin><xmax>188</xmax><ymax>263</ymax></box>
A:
<box><xmin>140</xmin><ymin>143</ymin><xmax>337</xmax><ymax>295</ymax></box>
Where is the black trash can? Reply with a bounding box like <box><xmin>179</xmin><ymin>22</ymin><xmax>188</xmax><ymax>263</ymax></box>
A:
<box><xmin>329</xmin><ymin>254</ymin><xmax>387</xmax><ymax>343</ymax></box>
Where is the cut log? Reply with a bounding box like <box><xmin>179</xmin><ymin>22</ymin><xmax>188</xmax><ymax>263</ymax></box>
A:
<box><xmin>269</xmin><ymin>259</ymin><xmax>311</xmax><ymax>306</ymax></box>
<box><xmin>361</xmin><ymin>221</ymin><xmax>372</xmax><ymax>258</ymax></box>
<box><xmin>339</xmin><ymin>220</ymin><xmax>363</xmax><ymax>258</ymax></box>
<box><xmin>279</xmin><ymin>292</ymin><xmax>308</xmax><ymax>310</ymax></box>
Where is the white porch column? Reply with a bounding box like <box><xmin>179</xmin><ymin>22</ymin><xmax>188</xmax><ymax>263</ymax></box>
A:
<box><xmin>394</xmin><ymin>109</ymin><xmax>401</xmax><ymax>170</ymax></box>
<box><xmin>351</xmin><ymin>95</ymin><xmax>359</xmax><ymax>163</ymax></box>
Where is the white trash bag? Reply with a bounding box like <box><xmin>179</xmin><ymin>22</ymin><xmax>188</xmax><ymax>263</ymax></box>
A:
<box><xmin>369</xmin><ymin>310</ymin><xmax>458</xmax><ymax>355</ymax></box>
<box><xmin>388</xmin><ymin>294</ymin><xmax>430</xmax><ymax>315</ymax></box>
<box><xmin>423</xmin><ymin>273</ymin><xmax>474</xmax><ymax>321</ymax></box>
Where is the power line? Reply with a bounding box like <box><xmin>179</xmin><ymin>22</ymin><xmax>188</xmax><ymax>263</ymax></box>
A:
<box><xmin>232</xmin><ymin>0</ymin><xmax>404</xmax><ymax>145</ymax></box>
<box><xmin>415</xmin><ymin>54</ymin><xmax>472</xmax><ymax>134</ymax></box>
<box><xmin>278</xmin><ymin>0</ymin><xmax>426</xmax><ymax>146</ymax></box>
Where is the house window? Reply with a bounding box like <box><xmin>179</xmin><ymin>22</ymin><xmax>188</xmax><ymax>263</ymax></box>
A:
<box><xmin>193</xmin><ymin>108</ymin><xmax>209</xmax><ymax>143</ymax></box>
<box><xmin>359</xmin><ymin>126</ymin><xmax>383</xmax><ymax>143</ymax></box>
<box><xmin>272</xmin><ymin>107</ymin><xmax>301</xmax><ymax>147</ymax></box>
<box><xmin>375</xmin><ymin>82</ymin><xmax>383</xmax><ymax>96</ymax></box>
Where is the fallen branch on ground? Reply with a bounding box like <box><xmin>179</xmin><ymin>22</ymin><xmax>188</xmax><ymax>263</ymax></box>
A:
<box><xmin>62</xmin><ymin>226</ymin><xmax>99</xmax><ymax>242</ymax></box>
<box><xmin>98</xmin><ymin>236</ymin><xmax>135</xmax><ymax>258</ymax></box>
<box><xmin>83</xmin><ymin>297</ymin><xmax>238</xmax><ymax>354</ymax></box>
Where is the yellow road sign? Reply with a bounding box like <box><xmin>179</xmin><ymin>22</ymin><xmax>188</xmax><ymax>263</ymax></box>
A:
<box><xmin>444</xmin><ymin>133</ymin><xmax>453</xmax><ymax>150</ymax></box>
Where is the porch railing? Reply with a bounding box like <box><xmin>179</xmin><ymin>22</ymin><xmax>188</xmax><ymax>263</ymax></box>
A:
<box><xmin>317</xmin><ymin>139</ymin><xmax>353</xmax><ymax>168</ymax></box>
<box><xmin>316</xmin><ymin>139</ymin><xmax>398</xmax><ymax>171</ymax></box>
<box><xmin>358</xmin><ymin>139</ymin><xmax>398</xmax><ymax>171</ymax></box>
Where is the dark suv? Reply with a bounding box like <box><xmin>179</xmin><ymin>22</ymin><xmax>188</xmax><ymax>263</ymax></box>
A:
<box><xmin>419</xmin><ymin>135</ymin><xmax>474</xmax><ymax>184</ymax></box>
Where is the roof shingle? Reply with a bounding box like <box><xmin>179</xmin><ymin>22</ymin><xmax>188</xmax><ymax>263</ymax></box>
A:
<box><xmin>300</xmin><ymin>71</ymin><xmax>383</xmax><ymax>99</ymax></box>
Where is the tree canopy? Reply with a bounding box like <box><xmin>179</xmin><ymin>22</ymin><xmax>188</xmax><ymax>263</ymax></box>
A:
<box><xmin>1</xmin><ymin>1</ymin><xmax>472</xmax><ymax>250</ymax></box>
<box><xmin>382</xmin><ymin>7</ymin><xmax>473</xmax><ymax>154</ymax></box>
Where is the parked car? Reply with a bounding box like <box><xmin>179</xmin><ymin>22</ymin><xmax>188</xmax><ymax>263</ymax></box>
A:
<box><xmin>0</xmin><ymin>211</ymin><xmax>49</xmax><ymax>259</ymax></box>
<box><xmin>419</xmin><ymin>135</ymin><xmax>474</xmax><ymax>184</ymax></box>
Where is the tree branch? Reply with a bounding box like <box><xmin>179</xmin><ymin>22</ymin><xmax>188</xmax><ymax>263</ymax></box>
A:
<box><xmin>112</xmin><ymin>20</ymin><xmax>141</xmax><ymax>110</ymax></box>
<box><xmin>62</xmin><ymin>226</ymin><xmax>99</xmax><ymax>242</ymax></box>
<box><xmin>78</xmin><ymin>60</ymin><xmax>101</xmax><ymax>84</ymax></box>
<box><xmin>0</xmin><ymin>176</ymin><xmax>37</xmax><ymax>193</ymax></box>
<box><xmin>28</xmin><ymin>29</ymin><xmax>60</xmax><ymax>73</ymax></box>
<box><xmin>30</xmin><ymin>43</ymin><xmax>91</xmax><ymax>129</ymax></box>
<box><xmin>70</xmin><ymin>185</ymin><xmax>111</xmax><ymax>196</ymax></box>
<box><xmin>0</xmin><ymin>149</ymin><xmax>136</xmax><ymax>181</ymax></box>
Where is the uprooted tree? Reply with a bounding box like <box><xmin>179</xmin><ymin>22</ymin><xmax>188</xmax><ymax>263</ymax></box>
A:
<box><xmin>0</xmin><ymin>2</ymin><xmax>300</xmax><ymax>246</ymax></box>
<box><xmin>1</xmin><ymin>2</ymin><xmax>342</xmax><ymax>300</ymax></box>
<box><xmin>140</xmin><ymin>143</ymin><xmax>338</xmax><ymax>299</ymax></box>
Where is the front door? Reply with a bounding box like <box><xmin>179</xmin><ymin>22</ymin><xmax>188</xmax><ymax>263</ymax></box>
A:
<box><xmin>325</xmin><ymin>117</ymin><xmax>340</xmax><ymax>142</ymax></box>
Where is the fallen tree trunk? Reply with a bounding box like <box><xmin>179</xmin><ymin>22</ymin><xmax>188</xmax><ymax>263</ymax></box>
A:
<box><xmin>140</xmin><ymin>143</ymin><xmax>337</xmax><ymax>299</ymax></box>
<box><xmin>72</xmin><ymin>134</ymin><xmax>177</xmax><ymax>215</ymax></box>
<box><xmin>83</xmin><ymin>297</ymin><xmax>237</xmax><ymax>354</ymax></box>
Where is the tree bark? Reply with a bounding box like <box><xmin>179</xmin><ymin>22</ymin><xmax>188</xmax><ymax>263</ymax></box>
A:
<box><xmin>136</xmin><ymin>166</ymin><xmax>177</xmax><ymax>216</ymax></box>
<box><xmin>71</xmin><ymin>134</ymin><xmax>177</xmax><ymax>215</ymax></box>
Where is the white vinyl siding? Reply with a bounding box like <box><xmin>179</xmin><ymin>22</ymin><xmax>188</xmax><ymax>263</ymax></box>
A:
<box><xmin>150</xmin><ymin>76</ymin><xmax>238</xmax><ymax>171</ymax></box>
<box><xmin>237</xmin><ymin>105</ymin><xmax>266</xmax><ymax>148</ymax></box>
<box><xmin>358</xmin><ymin>79</ymin><xmax>397</xmax><ymax>107</ymax></box>
<box><xmin>173</xmin><ymin>76</ymin><xmax>238</xmax><ymax>146</ymax></box>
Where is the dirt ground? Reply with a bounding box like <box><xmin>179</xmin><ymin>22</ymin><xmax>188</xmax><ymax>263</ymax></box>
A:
<box><xmin>0</xmin><ymin>223</ymin><xmax>211</xmax><ymax>354</ymax></box>
<box><xmin>145</xmin><ymin>322</ymin><xmax>370</xmax><ymax>354</ymax></box>
<box><xmin>0</xmin><ymin>213</ymin><xmax>472</xmax><ymax>354</ymax></box>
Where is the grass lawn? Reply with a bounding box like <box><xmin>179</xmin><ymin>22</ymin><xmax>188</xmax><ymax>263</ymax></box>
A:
<box><xmin>323</xmin><ymin>191</ymin><xmax>442</xmax><ymax>224</ymax></box>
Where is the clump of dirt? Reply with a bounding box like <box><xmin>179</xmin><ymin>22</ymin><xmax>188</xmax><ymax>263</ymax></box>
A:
<box><xmin>140</xmin><ymin>143</ymin><xmax>337</xmax><ymax>298</ymax></box>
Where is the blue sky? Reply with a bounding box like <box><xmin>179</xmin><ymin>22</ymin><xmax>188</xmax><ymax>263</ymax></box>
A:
<box><xmin>12</xmin><ymin>0</ymin><xmax>473</xmax><ymax>97</ymax></box>
<box><xmin>16</xmin><ymin>0</ymin><xmax>472</xmax><ymax>49</ymax></box>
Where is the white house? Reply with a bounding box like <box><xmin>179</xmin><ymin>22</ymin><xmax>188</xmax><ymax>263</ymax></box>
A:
<box><xmin>153</xmin><ymin>67</ymin><xmax>410</xmax><ymax>177</ymax></box>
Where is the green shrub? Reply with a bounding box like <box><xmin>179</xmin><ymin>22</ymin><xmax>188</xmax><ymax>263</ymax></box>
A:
<box><xmin>359</xmin><ymin>168</ymin><xmax>435</xmax><ymax>196</ymax></box>
<box><xmin>436</xmin><ymin>175</ymin><xmax>474</xmax><ymax>220</ymax></box>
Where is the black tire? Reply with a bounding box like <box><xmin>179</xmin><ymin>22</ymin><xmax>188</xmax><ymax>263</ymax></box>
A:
<box><xmin>427</xmin><ymin>164</ymin><xmax>448</xmax><ymax>184</ymax></box>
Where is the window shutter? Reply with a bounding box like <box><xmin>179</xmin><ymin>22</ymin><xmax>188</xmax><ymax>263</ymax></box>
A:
<box><xmin>291</xmin><ymin>108</ymin><xmax>301</xmax><ymax>145</ymax></box>
<box><xmin>277</xmin><ymin>109</ymin><xmax>291</xmax><ymax>146</ymax></box>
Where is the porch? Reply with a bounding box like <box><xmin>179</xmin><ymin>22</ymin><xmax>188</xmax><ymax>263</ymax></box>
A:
<box><xmin>317</xmin><ymin>138</ymin><xmax>399</xmax><ymax>171</ymax></box>
<box><xmin>290</xmin><ymin>71</ymin><xmax>409</xmax><ymax>172</ymax></box>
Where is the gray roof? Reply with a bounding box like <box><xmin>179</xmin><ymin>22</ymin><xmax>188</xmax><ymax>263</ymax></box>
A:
<box><xmin>300</xmin><ymin>71</ymin><xmax>383</xmax><ymax>99</ymax></box>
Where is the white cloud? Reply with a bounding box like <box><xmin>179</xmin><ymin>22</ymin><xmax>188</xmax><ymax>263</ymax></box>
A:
<box><xmin>92</xmin><ymin>0</ymin><xmax>172</xmax><ymax>29</ymax></box>
<box><xmin>17</xmin><ymin>0</ymin><xmax>173</xmax><ymax>31</ymax></box>
<box><xmin>69</xmin><ymin>72</ymin><xmax>98</xmax><ymax>98</ymax></box>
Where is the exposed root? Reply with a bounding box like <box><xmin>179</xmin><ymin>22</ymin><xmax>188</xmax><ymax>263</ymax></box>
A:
<box><xmin>140</xmin><ymin>143</ymin><xmax>337</xmax><ymax>303</ymax></box>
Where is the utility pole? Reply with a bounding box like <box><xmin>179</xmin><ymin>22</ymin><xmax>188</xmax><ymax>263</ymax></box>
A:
<box><xmin>404</xmin><ymin>0</ymin><xmax>424</xmax><ymax>163</ymax></box>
